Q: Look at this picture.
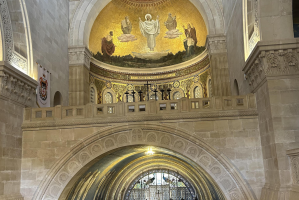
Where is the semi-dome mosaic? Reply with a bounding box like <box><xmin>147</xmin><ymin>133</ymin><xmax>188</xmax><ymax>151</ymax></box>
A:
<box><xmin>89</xmin><ymin>0</ymin><xmax>207</xmax><ymax>68</ymax></box>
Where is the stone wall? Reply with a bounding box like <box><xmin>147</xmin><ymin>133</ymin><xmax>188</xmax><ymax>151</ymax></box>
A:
<box><xmin>20</xmin><ymin>95</ymin><xmax>264</xmax><ymax>200</ymax></box>
<box><xmin>0</xmin><ymin>64</ymin><xmax>37</xmax><ymax>200</ymax></box>
<box><xmin>25</xmin><ymin>0</ymin><xmax>69</xmax><ymax>106</ymax></box>
<box><xmin>223</xmin><ymin>0</ymin><xmax>251</xmax><ymax>95</ymax></box>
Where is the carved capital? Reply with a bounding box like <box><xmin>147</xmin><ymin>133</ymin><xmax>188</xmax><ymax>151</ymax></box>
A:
<box><xmin>69</xmin><ymin>46</ymin><xmax>92</xmax><ymax>69</ymax></box>
<box><xmin>243</xmin><ymin>40</ymin><xmax>299</xmax><ymax>92</ymax></box>
<box><xmin>287</xmin><ymin>149</ymin><xmax>299</xmax><ymax>185</ymax></box>
<box><xmin>0</xmin><ymin>63</ymin><xmax>37</xmax><ymax>107</ymax></box>
<box><xmin>206</xmin><ymin>35</ymin><xmax>227</xmax><ymax>54</ymax></box>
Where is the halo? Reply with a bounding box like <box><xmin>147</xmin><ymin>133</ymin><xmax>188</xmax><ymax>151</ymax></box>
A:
<box><xmin>145</xmin><ymin>14</ymin><xmax>152</xmax><ymax>20</ymax></box>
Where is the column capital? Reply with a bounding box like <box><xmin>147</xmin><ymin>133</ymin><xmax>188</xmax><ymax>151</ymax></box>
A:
<box><xmin>68</xmin><ymin>46</ymin><xmax>92</xmax><ymax>69</ymax></box>
<box><xmin>206</xmin><ymin>34</ymin><xmax>227</xmax><ymax>54</ymax></box>
<box><xmin>243</xmin><ymin>39</ymin><xmax>299</xmax><ymax>92</ymax></box>
<box><xmin>0</xmin><ymin>62</ymin><xmax>37</xmax><ymax>107</ymax></box>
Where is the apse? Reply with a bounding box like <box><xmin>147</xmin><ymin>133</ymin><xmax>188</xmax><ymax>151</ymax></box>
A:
<box><xmin>89</xmin><ymin>0</ymin><xmax>207</xmax><ymax>68</ymax></box>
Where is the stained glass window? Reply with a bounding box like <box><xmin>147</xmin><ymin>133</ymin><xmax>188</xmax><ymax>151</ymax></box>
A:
<box><xmin>125</xmin><ymin>170</ymin><xmax>196</xmax><ymax>200</ymax></box>
<box><xmin>105</xmin><ymin>92</ymin><xmax>113</xmax><ymax>104</ymax></box>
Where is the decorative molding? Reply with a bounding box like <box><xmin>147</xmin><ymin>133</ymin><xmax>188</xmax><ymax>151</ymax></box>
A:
<box><xmin>206</xmin><ymin>35</ymin><xmax>227</xmax><ymax>54</ymax></box>
<box><xmin>0</xmin><ymin>0</ymin><xmax>28</xmax><ymax>73</ymax></box>
<box><xmin>243</xmin><ymin>40</ymin><xmax>299</xmax><ymax>92</ymax></box>
<box><xmin>287</xmin><ymin>148</ymin><xmax>299</xmax><ymax>185</ymax></box>
<box><xmin>0</xmin><ymin>63</ymin><xmax>37</xmax><ymax>107</ymax></box>
<box><xmin>68</xmin><ymin>46</ymin><xmax>92</xmax><ymax>69</ymax></box>
<box><xmin>0</xmin><ymin>194</ymin><xmax>24</xmax><ymax>200</ymax></box>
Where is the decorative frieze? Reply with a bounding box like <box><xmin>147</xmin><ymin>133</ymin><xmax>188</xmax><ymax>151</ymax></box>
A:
<box><xmin>69</xmin><ymin>46</ymin><xmax>92</xmax><ymax>69</ymax></box>
<box><xmin>243</xmin><ymin>41</ymin><xmax>299</xmax><ymax>92</ymax></box>
<box><xmin>206</xmin><ymin>35</ymin><xmax>227</xmax><ymax>54</ymax></box>
<box><xmin>0</xmin><ymin>64</ymin><xmax>37</xmax><ymax>107</ymax></box>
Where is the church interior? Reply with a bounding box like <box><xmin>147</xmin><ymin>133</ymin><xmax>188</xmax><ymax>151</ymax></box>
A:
<box><xmin>0</xmin><ymin>0</ymin><xmax>299</xmax><ymax>200</ymax></box>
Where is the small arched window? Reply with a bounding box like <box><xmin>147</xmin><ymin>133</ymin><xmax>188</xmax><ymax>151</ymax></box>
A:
<box><xmin>233</xmin><ymin>79</ymin><xmax>240</xmax><ymax>96</ymax></box>
<box><xmin>90</xmin><ymin>87</ymin><xmax>96</xmax><ymax>103</ymax></box>
<box><xmin>128</xmin><ymin>94</ymin><xmax>134</xmax><ymax>103</ymax></box>
<box><xmin>194</xmin><ymin>86</ymin><xmax>202</xmax><ymax>98</ymax></box>
<box><xmin>104</xmin><ymin>92</ymin><xmax>113</xmax><ymax>104</ymax></box>
<box><xmin>173</xmin><ymin>91</ymin><xmax>181</xmax><ymax>100</ymax></box>
<box><xmin>54</xmin><ymin>91</ymin><xmax>62</xmax><ymax>106</ymax></box>
<box><xmin>208</xmin><ymin>79</ymin><xmax>212</xmax><ymax>97</ymax></box>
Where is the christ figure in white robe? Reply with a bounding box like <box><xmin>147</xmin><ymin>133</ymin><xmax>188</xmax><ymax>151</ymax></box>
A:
<box><xmin>139</xmin><ymin>14</ymin><xmax>160</xmax><ymax>51</ymax></box>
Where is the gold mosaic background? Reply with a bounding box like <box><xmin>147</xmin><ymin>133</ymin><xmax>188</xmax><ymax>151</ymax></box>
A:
<box><xmin>89</xmin><ymin>0</ymin><xmax>207</xmax><ymax>56</ymax></box>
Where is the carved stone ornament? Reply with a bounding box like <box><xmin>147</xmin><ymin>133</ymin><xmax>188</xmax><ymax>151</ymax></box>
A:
<box><xmin>244</xmin><ymin>44</ymin><xmax>299</xmax><ymax>92</ymax></box>
<box><xmin>0</xmin><ymin>64</ymin><xmax>37</xmax><ymax>107</ymax></box>
<box><xmin>0</xmin><ymin>0</ymin><xmax>28</xmax><ymax>73</ymax></box>
<box><xmin>206</xmin><ymin>35</ymin><xmax>227</xmax><ymax>54</ymax></box>
<box><xmin>69</xmin><ymin>46</ymin><xmax>92</xmax><ymax>69</ymax></box>
<box><xmin>287</xmin><ymin>148</ymin><xmax>299</xmax><ymax>185</ymax></box>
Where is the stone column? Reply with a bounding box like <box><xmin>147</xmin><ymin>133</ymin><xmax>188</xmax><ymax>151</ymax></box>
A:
<box><xmin>243</xmin><ymin>39</ymin><xmax>299</xmax><ymax>200</ymax></box>
<box><xmin>0</xmin><ymin>62</ymin><xmax>37</xmax><ymax>200</ymax></box>
<box><xmin>206</xmin><ymin>35</ymin><xmax>231</xmax><ymax>96</ymax></box>
<box><xmin>68</xmin><ymin>46</ymin><xmax>92</xmax><ymax>106</ymax></box>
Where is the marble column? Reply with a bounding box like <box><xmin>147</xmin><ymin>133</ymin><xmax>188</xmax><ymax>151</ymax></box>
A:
<box><xmin>0</xmin><ymin>62</ymin><xmax>37</xmax><ymax>200</ymax></box>
<box><xmin>68</xmin><ymin>46</ymin><xmax>92</xmax><ymax>106</ymax></box>
<box><xmin>243</xmin><ymin>39</ymin><xmax>299</xmax><ymax>200</ymax></box>
<box><xmin>206</xmin><ymin>35</ymin><xmax>231</xmax><ymax>96</ymax></box>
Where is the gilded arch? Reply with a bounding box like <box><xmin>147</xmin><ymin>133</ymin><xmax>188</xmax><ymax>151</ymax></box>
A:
<box><xmin>32</xmin><ymin>124</ymin><xmax>257</xmax><ymax>200</ymax></box>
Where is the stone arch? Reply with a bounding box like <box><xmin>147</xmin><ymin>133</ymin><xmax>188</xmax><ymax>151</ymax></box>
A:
<box><xmin>68</xmin><ymin>0</ymin><xmax>225</xmax><ymax>47</ymax></box>
<box><xmin>32</xmin><ymin>124</ymin><xmax>256</xmax><ymax>200</ymax></box>
<box><xmin>0</xmin><ymin>0</ymin><xmax>33</xmax><ymax>76</ymax></box>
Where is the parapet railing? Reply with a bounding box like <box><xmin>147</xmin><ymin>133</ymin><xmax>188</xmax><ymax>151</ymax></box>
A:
<box><xmin>23</xmin><ymin>94</ymin><xmax>256</xmax><ymax>122</ymax></box>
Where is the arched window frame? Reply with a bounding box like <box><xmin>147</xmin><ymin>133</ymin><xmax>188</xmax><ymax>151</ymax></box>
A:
<box><xmin>102</xmin><ymin>88</ymin><xmax>116</xmax><ymax>104</ymax></box>
<box><xmin>243</xmin><ymin>0</ymin><xmax>260</xmax><ymax>60</ymax></box>
<box><xmin>170</xmin><ymin>88</ymin><xmax>184</xmax><ymax>100</ymax></box>
<box><xmin>90</xmin><ymin>83</ymin><xmax>97</xmax><ymax>104</ymax></box>
<box><xmin>190</xmin><ymin>82</ymin><xmax>204</xmax><ymax>99</ymax></box>
<box><xmin>206</xmin><ymin>76</ymin><xmax>212</xmax><ymax>98</ymax></box>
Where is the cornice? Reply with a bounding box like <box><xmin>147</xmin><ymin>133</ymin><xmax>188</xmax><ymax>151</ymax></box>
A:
<box><xmin>243</xmin><ymin>39</ymin><xmax>299</xmax><ymax>92</ymax></box>
<box><xmin>0</xmin><ymin>62</ymin><xmax>37</xmax><ymax>107</ymax></box>
<box><xmin>68</xmin><ymin>46</ymin><xmax>92</xmax><ymax>69</ymax></box>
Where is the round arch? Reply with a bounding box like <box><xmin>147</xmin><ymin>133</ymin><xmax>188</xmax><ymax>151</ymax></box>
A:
<box><xmin>69</xmin><ymin>0</ymin><xmax>225</xmax><ymax>47</ymax></box>
<box><xmin>32</xmin><ymin>124</ymin><xmax>256</xmax><ymax>200</ymax></box>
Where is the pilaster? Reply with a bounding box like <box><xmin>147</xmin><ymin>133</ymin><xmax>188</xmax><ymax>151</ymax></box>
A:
<box><xmin>0</xmin><ymin>62</ymin><xmax>37</xmax><ymax>200</ymax></box>
<box><xmin>206</xmin><ymin>35</ymin><xmax>231</xmax><ymax>96</ymax></box>
<box><xmin>243</xmin><ymin>39</ymin><xmax>299</xmax><ymax>200</ymax></box>
<box><xmin>68</xmin><ymin>46</ymin><xmax>92</xmax><ymax>106</ymax></box>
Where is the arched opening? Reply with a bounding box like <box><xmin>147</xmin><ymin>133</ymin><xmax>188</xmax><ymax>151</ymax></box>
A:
<box><xmin>53</xmin><ymin>91</ymin><xmax>62</xmax><ymax>106</ymax></box>
<box><xmin>194</xmin><ymin>86</ymin><xmax>202</xmax><ymax>98</ymax></box>
<box><xmin>173</xmin><ymin>91</ymin><xmax>181</xmax><ymax>100</ymax></box>
<box><xmin>90</xmin><ymin>86</ymin><xmax>96</xmax><ymax>103</ymax></box>
<box><xmin>104</xmin><ymin>92</ymin><xmax>113</xmax><ymax>104</ymax></box>
<box><xmin>31</xmin><ymin>124</ymin><xmax>257</xmax><ymax>200</ymax></box>
<box><xmin>207</xmin><ymin>79</ymin><xmax>212</xmax><ymax>97</ymax></box>
<box><xmin>293</xmin><ymin>0</ymin><xmax>299</xmax><ymax>38</ymax></box>
<box><xmin>233</xmin><ymin>79</ymin><xmax>240</xmax><ymax>96</ymax></box>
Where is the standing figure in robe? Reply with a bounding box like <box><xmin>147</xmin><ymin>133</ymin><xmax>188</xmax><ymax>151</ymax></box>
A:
<box><xmin>121</xmin><ymin>16</ymin><xmax>132</xmax><ymax>34</ymax></box>
<box><xmin>164</xmin><ymin>13</ymin><xmax>177</xmax><ymax>31</ymax></box>
<box><xmin>101</xmin><ymin>31</ymin><xmax>115</xmax><ymax>62</ymax></box>
<box><xmin>139</xmin><ymin>14</ymin><xmax>160</xmax><ymax>51</ymax></box>
<box><xmin>183</xmin><ymin>24</ymin><xmax>197</xmax><ymax>56</ymax></box>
